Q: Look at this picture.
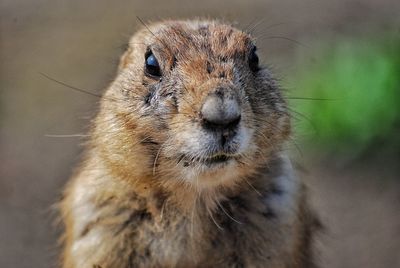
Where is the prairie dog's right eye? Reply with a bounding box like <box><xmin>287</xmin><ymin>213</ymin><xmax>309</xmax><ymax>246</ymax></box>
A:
<box><xmin>248</xmin><ymin>46</ymin><xmax>260</xmax><ymax>72</ymax></box>
<box><xmin>145</xmin><ymin>51</ymin><xmax>162</xmax><ymax>78</ymax></box>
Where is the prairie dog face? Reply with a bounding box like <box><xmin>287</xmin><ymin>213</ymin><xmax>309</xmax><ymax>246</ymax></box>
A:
<box><xmin>97</xmin><ymin>20</ymin><xmax>290</xmax><ymax>190</ymax></box>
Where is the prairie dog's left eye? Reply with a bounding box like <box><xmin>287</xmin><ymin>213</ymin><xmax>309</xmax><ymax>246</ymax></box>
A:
<box><xmin>249</xmin><ymin>46</ymin><xmax>259</xmax><ymax>72</ymax></box>
<box><xmin>145</xmin><ymin>51</ymin><xmax>162</xmax><ymax>78</ymax></box>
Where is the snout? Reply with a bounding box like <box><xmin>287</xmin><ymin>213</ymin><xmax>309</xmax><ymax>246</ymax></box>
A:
<box><xmin>176</xmin><ymin>84</ymin><xmax>251</xmax><ymax>169</ymax></box>
<box><xmin>200</xmin><ymin>86</ymin><xmax>242</xmax><ymax>148</ymax></box>
<box><xmin>201</xmin><ymin>87</ymin><xmax>241</xmax><ymax>131</ymax></box>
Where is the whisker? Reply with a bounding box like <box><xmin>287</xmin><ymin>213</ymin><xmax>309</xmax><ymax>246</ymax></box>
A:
<box><xmin>136</xmin><ymin>16</ymin><xmax>157</xmax><ymax>38</ymax></box>
<box><xmin>243</xmin><ymin>18</ymin><xmax>267</xmax><ymax>35</ymax></box>
<box><xmin>259</xmin><ymin>35</ymin><xmax>307</xmax><ymax>48</ymax></box>
<box><xmin>216</xmin><ymin>200</ymin><xmax>243</xmax><ymax>224</ymax></box>
<box><xmin>243</xmin><ymin>177</ymin><xmax>262</xmax><ymax>197</ymax></box>
<box><xmin>207</xmin><ymin>207</ymin><xmax>223</xmax><ymax>230</ymax></box>
<box><xmin>45</xmin><ymin>133</ymin><xmax>90</xmax><ymax>138</ymax></box>
<box><xmin>39</xmin><ymin>72</ymin><xmax>105</xmax><ymax>99</ymax></box>
<box><xmin>284</xmin><ymin>96</ymin><xmax>339</xmax><ymax>101</ymax></box>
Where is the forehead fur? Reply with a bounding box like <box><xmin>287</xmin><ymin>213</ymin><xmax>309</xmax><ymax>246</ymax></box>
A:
<box><xmin>134</xmin><ymin>20</ymin><xmax>253</xmax><ymax>60</ymax></box>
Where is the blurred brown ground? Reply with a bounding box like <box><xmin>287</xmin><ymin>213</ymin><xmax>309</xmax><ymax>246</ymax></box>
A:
<box><xmin>0</xmin><ymin>0</ymin><xmax>399</xmax><ymax>267</ymax></box>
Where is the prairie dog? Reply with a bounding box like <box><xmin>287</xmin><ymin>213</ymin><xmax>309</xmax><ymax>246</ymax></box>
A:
<box><xmin>60</xmin><ymin>19</ymin><xmax>319</xmax><ymax>268</ymax></box>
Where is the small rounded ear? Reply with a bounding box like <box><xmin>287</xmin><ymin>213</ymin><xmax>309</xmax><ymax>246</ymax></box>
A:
<box><xmin>118</xmin><ymin>46</ymin><xmax>133</xmax><ymax>71</ymax></box>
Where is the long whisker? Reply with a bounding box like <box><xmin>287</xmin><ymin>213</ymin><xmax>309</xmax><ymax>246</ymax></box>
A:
<box><xmin>45</xmin><ymin>134</ymin><xmax>90</xmax><ymax>138</ymax></box>
<box><xmin>39</xmin><ymin>72</ymin><xmax>105</xmax><ymax>99</ymax></box>
<box><xmin>284</xmin><ymin>96</ymin><xmax>339</xmax><ymax>101</ymax></box>
<box><xmin>258</xmin><ymin>35</ymin><xmax>307</xmax><ymax>48</ymax></box>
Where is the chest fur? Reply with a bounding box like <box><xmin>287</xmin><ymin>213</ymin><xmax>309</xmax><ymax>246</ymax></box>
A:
<box><xmin>68</xmin><ymin>185</ymin><xmax>298</xmax><ymax>268</ymax></box>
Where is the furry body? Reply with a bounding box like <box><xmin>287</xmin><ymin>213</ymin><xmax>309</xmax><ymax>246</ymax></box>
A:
<box><xmin>61</xmin><ymin>20</ymin><xmax>318</xmax><ymax>267</ymax></box>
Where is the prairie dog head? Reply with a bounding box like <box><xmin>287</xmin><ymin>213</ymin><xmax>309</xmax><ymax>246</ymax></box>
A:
<box><xmin>94</xmin><ymin>20</ymin><xmax>290</xmax><ymax>191</ymax></box>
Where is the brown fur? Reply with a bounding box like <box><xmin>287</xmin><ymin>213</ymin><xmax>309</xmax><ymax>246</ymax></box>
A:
<box><xmin>60</xmin><ymin>20</ymin><xmax>319</xmax><ymax>268</ymax></box>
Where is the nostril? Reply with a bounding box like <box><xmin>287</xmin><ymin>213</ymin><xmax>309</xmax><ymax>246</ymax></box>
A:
<box><xmin>225</xmin><ymin>114</ymin><xmax>241</xmax><ymax>129</ymax></box>
<box><xmin>202</xmin><ymin>114</ymin><xmax>241</xmax><ymax>131</ymax></box>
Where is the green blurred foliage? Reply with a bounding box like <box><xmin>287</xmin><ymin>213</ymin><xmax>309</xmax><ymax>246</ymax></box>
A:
<box><xmin>289</xmin><ymin>36</ymin><xmax>400</xmax><ymax>156</ymax></box>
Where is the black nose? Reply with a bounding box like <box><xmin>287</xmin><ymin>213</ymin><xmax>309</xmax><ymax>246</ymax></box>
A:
<box><xmin>201</xmin><ymin>89</ymin><xmax>241</xmax><ymax>131</ymax></box>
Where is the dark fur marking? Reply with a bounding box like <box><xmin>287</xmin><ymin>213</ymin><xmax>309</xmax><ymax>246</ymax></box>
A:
<box><xmin>215</xmin><ymin>87</ymin><xmax>224</xmax><ymax>98</ymax></box>
<box><xmin>80</xmin><ymin>220</ymin><xmax>98</xmax><ymax>238</ymax></box>
<box><xmin>219</xmin><ymin>55</ymin><xmax>228</xmax><ymax>62</ymax></box>
<box><xmin>227</xmin><ymin>196</ymin><xmax>248</xmax><ymax>210</ymax></box>
<box><xmin>146</xmin><ymin>84</ymin><xmax>159</xmax><ymax>106</ymax></box>
<box><xmin>157</xmin><ymin>122</ymin><xmax>170</xmax><ymax>131</ymax></box>
<box><xmin>171</xmin><ymin>95</ymin><xmax>178</xmax><ymax>108</ymax></box>
<box><xmin>139</xmin><ymin>136</ymin><xmax>159</xmax><ymax>146</ymax></box>
<box><xmin>144</xmin><ymin>248</ymin><xmax>151</xmax><ymax>257</ymax></box>
<box><xmin>171</xmin><ymin>56</ymin><xmax>177</xmax><ymax>69</ymax></box>
<box><xmin>144</xmin><ymin>92</ymin><xmax>153</xmax><ymax>105</ymax></box>
<box><xmin>126</xmin><ymin>192</ymin><xmax>141</xmax><ymax>203</ymax></box>
<box><xmin>96</xmin><ymin>195</ymin><xmax>116</xmax><ymax>208</ymax></box>
<box><xmin>262</xmin><ymin>209</ymin><xmax>276</xmax><ymax>219</ymax></box>
<box><xmin>270</xmin><ymin>184</ymin><xmax>284</xmax><ymax>195</ymax></box>
<box><xmin>215</xmin><ymin>202</ymin><xmax>240</xmax><ymax>232</ymax></box>
<box><xmin>211</xmin><ymin>238</ymin><xmax>219</xmax><ymax>249</ymax></box>
<box><xmin>127</xmin><ymin>245</ymin><xmax>154</xmax><ymax>268</ymax></box>
<box><xmin>79</xmin><ymin>196</ymin><xmax>121</xmax><ymax>238</ymax></box>
<box><xmin>176</xmin><ymin>154</ymin><xmax>185</xmax><ymax>165</ymax></box>
<box><xmin>121</xmin><ymin>209</ymin><xmax>152</xmax><ymax>230</ymax></box>
<box><xmin>127</xmin><ymin>250</ymin><xmax>136</xmax><ymax>268</ymax></box>
<box><xmin>206</xmin><ymin>61</ymin><xmax>213</xmax><ymax>74</ymax></box>
<box><xmin>219</xmin><ymin>34</ymin><xmax>228</xmax><ymax>46</ymax></box>
<box><xmin>153</xmin><ymin>191</ymin><xmax>168</xmax><ymax>211</ymax></box>
<box><xmin>198</xmin><ymin>25</ymin><xmax>209</xmax><ymax>37</ymax></box>
<box><xmin>229</xmin><ymin>253</ymin><xmax>245</xmax><ymax>268</ymax></box>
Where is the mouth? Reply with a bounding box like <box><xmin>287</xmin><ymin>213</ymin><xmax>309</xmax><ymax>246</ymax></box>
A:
<box><xmin>181</xmin><ymin>153</ymin><xmax>237</xmax><ymax>168</ymax></box>
<box><xmin>204</xmin><ymin>153</ymin><xmax>232</xmax><ymax>164</ymax></box>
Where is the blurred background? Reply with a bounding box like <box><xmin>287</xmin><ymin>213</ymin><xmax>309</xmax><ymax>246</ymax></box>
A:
<box><xmin>1</xmin><ymin>0</ymin><xmax>399</xmax><ymax>267</ymax></box>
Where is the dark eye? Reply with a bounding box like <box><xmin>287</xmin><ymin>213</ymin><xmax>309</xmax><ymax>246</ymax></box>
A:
<box><xmin>249</xmin><ymin>46</ymin><xmax>259</xmax><ymax>72</ymax></box>
<box><xmin>145</xmin><ymin>51</ymin><xmax>161</xmax><ymax>78</ymax></box>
